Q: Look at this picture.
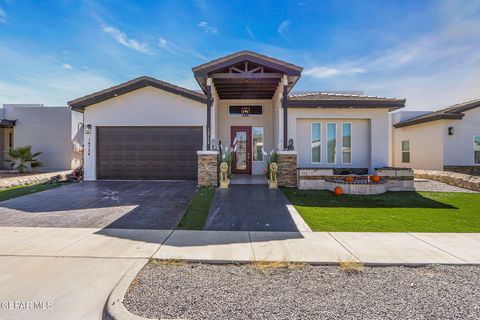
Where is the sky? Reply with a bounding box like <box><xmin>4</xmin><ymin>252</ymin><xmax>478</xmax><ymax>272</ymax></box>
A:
<box><xmin>0</xmin><ymin>0</ymin><xmax>479</xmax><ymax>110</ymax></box>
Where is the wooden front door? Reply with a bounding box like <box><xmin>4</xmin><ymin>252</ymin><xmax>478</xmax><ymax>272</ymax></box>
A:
<box><xmin>231</xmin><ymin>126</ymin><xmax>252</xmax><ymax>174</ymax></box>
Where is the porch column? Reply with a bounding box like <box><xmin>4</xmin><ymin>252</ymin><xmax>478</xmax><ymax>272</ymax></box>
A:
<box><xmin>282</xmin><ymin>79</ymin><xmax>289</xmax><ymax>150</ymax></box>
<box><xmin>206</xmin><ymin>78</ymin><xmax>213</xmax><ymax>150</ymax></box>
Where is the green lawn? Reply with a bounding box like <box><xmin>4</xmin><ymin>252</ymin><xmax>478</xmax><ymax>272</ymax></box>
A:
<box><xmin>177</xmin><ymin>187</ymin><xmax>216</xmax><ymax>230</ymax></box>
<box><xmin>281</xmin><ymin>189</ymin><xmax>480</xmax><ymax>232</ymax></box>
<box><xmin>0</xmin><ymin>182</ymin><xmax>68</xmax><ymax>202</ymax></box>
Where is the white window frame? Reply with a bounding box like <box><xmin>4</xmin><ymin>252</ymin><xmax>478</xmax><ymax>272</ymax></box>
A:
<box><xmin>341</xmin><ymin>122</ymin><xmax>352</xmax><ymax>164</ymax></box>
<box><xmin>310</xmin><ymin>122</ymin><xmax>322</xmax><ymax>164</ymax></box>
<box><xmin>228</xmin><ymin>104</ymin><xmax>264</xmax><ymax>117</ymax></box>
<box><xmin>401</xmin><ymin>140</ymin><xmax>410</xmax><ymax>163</ymax></box>
<box><xmin>326</xmin><ymin>122</ymin><xmax>337</xmax><ymax>164</ymax></box>
<box><xmin>252</xmin><ymin>127</ymin><xmax>264</xmax><ymax>162</ymax></box>
<box><xmin>474</xmin><ymin>135</ymin><xmax>480</xmax><ymax>165</ymax></box>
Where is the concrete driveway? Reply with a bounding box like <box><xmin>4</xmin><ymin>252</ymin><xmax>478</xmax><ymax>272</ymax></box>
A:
<box><xmin>0</xmin><ymin>181</ymin><xmax>197</xmax><ymax>229</ymax></box>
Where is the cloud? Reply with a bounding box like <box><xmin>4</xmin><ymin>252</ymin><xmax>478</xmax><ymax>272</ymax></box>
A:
<box><xmin>246</xmin><ymin>26</ymin><xmax>256</xmax><ymax>39</ymax></box>
<box><xmin>0</xmin><ymin>7</ymin><xmax>6</xmax><ymax>23</ymax></box>
<box><xmin>102</xmin><ymin>25</ymin><xmax>149</xmax><ymax>54</ymax></box>
<box><xmin>62</xmin><ymin>63</ymin><xmax>73</xmax><ymax>70</ymax></box>
<box><xmin>304</xmin><ymin>66</ymin><xmax>365</xmax><ymax>78</ymax></box>
<box><xmin>198</xmin><ymin>21</ymin><xmax>218</xmax><ymax>34</ymax></box>
<box><xmin>158</xmin><ymin>37</ymin><xmax>209</xmax><ymax>60</ymax></box>
<box><xmin>277</xmin><ymin>20</ymin><xmax>290</xmax><ymax>39</ymax></box>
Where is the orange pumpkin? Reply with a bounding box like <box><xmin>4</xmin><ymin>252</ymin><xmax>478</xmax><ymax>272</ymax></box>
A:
<box><xmin>334</xmin><ymin>186</ymin><xmax>343</xmax><ymax>196</ymax></box>
<box><xmin>372</xmin><ymin>175</ymin><xmax>380</xmax><ymax>183</ymax></box>
<box><xmin>345</xmin><ymin>176</ymin><xmax>354</xmax><ymax>183</ymax></box>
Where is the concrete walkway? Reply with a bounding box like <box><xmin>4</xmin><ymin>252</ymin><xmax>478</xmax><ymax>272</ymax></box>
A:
<box><xmin>1</xmin><ymin>227</ymin><xmax>479</xmax><ymax>319</ymax></box>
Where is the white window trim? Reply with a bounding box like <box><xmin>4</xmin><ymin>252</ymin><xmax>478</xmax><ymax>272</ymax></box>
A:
<box><xmin>310</xmin><ymin>122</ymin><xmax>321</xmax><ymax>164</ymax></box>
<box><xmin>474</xmin><ymin>135</ymin><xmax>480</xmax><ymax>165</ymax></box>
<box><xmin>341</xmin><ymin>122</ymin><xmax>352</xmax><ymax>165</ymax></box>
<box><xmin>228</xmin><ymin>104</ymin><xmax>264</xmax><ymax>117</ymax></box>
<box><xmin>401</xmin><ymin>140</ymin><xmax>410</xmax><ymax>163</ymax></box>
<box><xmin>252</xmin><ymin>127</ymin><xmax>264</xmax><ymax>162</ymax></box>
<box><xmin>326</xmin><ymin>122</ymin><xmax>337</xmax><ymax>164</ymax></box>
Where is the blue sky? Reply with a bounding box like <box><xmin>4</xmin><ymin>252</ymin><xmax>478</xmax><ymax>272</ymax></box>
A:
<box><xmin>0</xmin><ymin>0</ymin><xmax>479</xmax><ymax>110</ymax></box>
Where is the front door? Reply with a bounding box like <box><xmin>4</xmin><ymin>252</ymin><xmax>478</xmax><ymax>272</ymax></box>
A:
<box><xmin>231</xmin><ymin>126</ymin><xmax>252</xmax><ymax>174</ymax></box>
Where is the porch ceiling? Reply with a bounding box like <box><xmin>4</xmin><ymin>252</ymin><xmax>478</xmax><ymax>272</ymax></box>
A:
<box><xmin>213</xmin><ymin>77</ymin><xmax>280</xmax><ymax>99</ymax></box>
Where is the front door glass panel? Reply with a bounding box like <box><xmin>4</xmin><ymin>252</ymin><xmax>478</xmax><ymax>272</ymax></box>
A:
<box><xmin>235</xmin><ymin>131</ymin><xmax>247</xmax><ymax>170</ymax></box>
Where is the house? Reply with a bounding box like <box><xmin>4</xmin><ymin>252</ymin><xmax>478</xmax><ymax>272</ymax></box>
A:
<box><xmin>0</xmin><ymin>104</ymin><xmax>83</xmax><ymax>171</ymax></box>
<box><xmin>392</xmin><ymin>99</ymin><xmax>480</xmax><ymax>175</ymax></box>
<box><xmin>68</xmin><ymin>51</ymin><xmax>405</xmax><ymax>182</ymax></box>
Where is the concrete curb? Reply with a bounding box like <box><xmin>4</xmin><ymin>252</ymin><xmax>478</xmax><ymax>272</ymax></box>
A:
<box><xmin>104</xmin><ymin>258</ymin><xmax>153</xmax><ymax>320</ymax></box>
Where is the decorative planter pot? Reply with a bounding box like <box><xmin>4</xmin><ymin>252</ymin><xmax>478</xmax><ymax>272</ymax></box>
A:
<box><xmin>219</xmin><ymin>162</ymin><xmax>230</xmax><ymax>189</ymax></box>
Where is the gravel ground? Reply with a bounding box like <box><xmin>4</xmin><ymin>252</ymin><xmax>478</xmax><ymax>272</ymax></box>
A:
<box><xmin>124</xmin><ymin>262</ymin><xmax>480</xmax><ymax>320</ymax></box>
<box><xmin>414</xmin><ymin>178</ymin><xmax>477</xmax><ymax>193</ymax></box>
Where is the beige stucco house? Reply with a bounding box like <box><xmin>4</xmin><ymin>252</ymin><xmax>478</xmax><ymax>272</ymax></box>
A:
<box><xmin>68</xmin><ymin>51</ymin><xmax>405</xmax><ymax>181</ymax></box>
<box><xmin>391</xmin><ymin>99</ymin><xmax>480</xmax><ymax>175</ymax></box>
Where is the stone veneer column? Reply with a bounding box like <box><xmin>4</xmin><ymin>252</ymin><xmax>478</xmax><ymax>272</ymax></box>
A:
<box><xmin>277</xmin><ymin>151</ymin><xmax>297</xmax><ymax>187</ymax></box>
<box><xmin>197</xmin><ymin>151</ymin><xmax>219</xmax><ymax>187</ymax></box>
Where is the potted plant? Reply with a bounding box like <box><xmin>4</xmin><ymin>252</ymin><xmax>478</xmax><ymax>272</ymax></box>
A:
<box><xmin>219</xmin><ymin>146</ymin><xmax>233</xmax><ymax>188</ymax></box>
<box><xmin>265</xmin><ymin>149</ymin><xmax>279</xmax><ymax>189</ymax></box>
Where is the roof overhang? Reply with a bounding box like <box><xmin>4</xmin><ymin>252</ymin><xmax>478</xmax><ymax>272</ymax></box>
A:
<box><xmin>287</xmin><ymin>99</ymin><xmax>406</xmax><ymax>111</ymax></box>
<box><xmin>192</xmin><ymin>51</ymin><xmax>302</xmax><ymax>99</ymax></box>
<box><xmin>68</xmin><ymin>76</ymin><xmax>207</xmax><ymax>112</ymax></box>
<box><xmin>394</xmin><ymin>113</ymin><xmax>464</xmax><ymax>128</ymax></box>
<box><xmin>0</xmin><ymin>119</ymin><xmax>16</xmax><ymax>128</ymax></box>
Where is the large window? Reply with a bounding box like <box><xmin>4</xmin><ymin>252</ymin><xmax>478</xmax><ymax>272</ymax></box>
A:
<box><xmin>342</xmin><ymin>123</ymin><xmax>352</xmax><ymax>164</ymax></box>
<box><xmin>252</xmin><ymin>127</ymin><xmax>264</xmax><ymax>161</ymax></box>
<box><xmin>475</xmin><ymin>136</ymin><xmax>480</xmax><ymax>164</ymax></box>
<box><xmin>311</xmin><ymin>123</ymin><xmax>321</xmax><ymax>163</ymax></box>
<box><xmin>327</xmin><ymin>123</ymin><xmax>336</xmax><ymax>164</ymax></box>
<box><xmin>402</xmin><ymin>140</ymin><xmax>410</xmax><ymax>163</ymax></box>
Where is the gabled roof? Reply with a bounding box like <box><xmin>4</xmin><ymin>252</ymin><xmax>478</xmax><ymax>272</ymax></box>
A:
<box><xmin>287</xmin><ymin>92</ymin><xmax>406</xmax><ymax>111</ymax></box>
<box><xmin>394</xmin><ymin>98</ymin><xmax>480</xmax><ymax>128</ymax></box>
<box><xmin>68</xmin><ymin>76</ymin><xmax>207</xmax><ymax>111</ymax></box>
<box><xmin>192</xmin><ymin>50</ymin><xmax>303</xmax><ymax>75</ymax></box>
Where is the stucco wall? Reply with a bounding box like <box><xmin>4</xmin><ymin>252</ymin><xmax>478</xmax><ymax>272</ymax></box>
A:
<box><xmin>443</xmin><ymin>108</ymin><xmax>480</xmax><ymax>166</ymax></box>
<box><xmin>288</xmin><ymin>108</ymin><xmax>389</xmax><ymax>173</ymax></box>
<box><xmin>216</xmin><ymin>99</ymin><xmax>274</xmax><ymax>175</ymax></box>
<box><xmin>392</xmin><ymin>120</ymin><xmax>444</xmax><ymax>170</ymax></box>
<box><xmin>296</xmin><ymin>118</ymin><xmax>370</xmax><ymax>169</ymax></box>
<box><xmin>3</xmin><ymin>105</ymin><xmax>73</xmax><ymax>171</ymax></box>
<box><xmin>82</xmin><ymin>86</ymin><xmax>206</xmax><ymax>181</ymax></box>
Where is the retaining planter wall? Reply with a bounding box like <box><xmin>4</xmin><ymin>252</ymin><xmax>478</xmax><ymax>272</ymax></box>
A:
<box><xmin>376</xmin><ymin>167</ymin><xmax>415</xmax><ymax>191</ymax></box>
<box><xmin>414</xmin><ymin>169</ymin><xmax>480</xmax><ymax>192</ymax></box>
<box><xmin>0</xmin><ymin>170</ymin><xmax>72</xmax><ymax>190</ymax></box>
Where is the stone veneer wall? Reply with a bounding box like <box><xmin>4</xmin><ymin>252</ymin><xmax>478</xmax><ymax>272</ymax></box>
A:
<box><xmin>277</xmin><ymin>151</ymin><xmax>297</xmax><ymax>187</ymax></box>
<box><xmin>197</xmin><ymin>151</ymin><xmax>219</xmax><ymax>187</ymax></box>
<box><xmin>0</xmin><ymin>170</ymin><xmax>72</xmax><ymax>190</ymax></box>
<box><xmin>443</xmin><ymin>166</ymin><xmax>480</xmax><ymax>176</ymax></box>
<box><xmin>376</xmin><ymin>167</ymin><xmax>415</xmax><ymax>191</ymax></box>
<box><xmin>415</xmin><ymin>169</ymin><xmax>480</xmax><ymax>192</ymax></box>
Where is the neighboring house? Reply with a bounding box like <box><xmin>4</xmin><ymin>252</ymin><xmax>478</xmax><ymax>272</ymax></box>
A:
<box><xmin>392</xmin><ymin>99</ymin><xmax>480</xmax><ymax>175</ymax></box>
<box><xmin>0</xmin><ymin>104</ymin><xmax>83</xmax><ymax>171</ymax></box>
<box><xmin>68</xmin><ymin>51</ymin><xmax>405</xmax><ymax>181</ymax></box>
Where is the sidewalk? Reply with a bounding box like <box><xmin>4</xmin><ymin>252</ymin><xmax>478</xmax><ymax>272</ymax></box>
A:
<box><xmin>0</xmin><ymin>227</ymin><xmax>479</xmax><ymax>319</ymax></box>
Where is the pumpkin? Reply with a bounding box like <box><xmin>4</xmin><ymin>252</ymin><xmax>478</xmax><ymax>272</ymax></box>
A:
<box><xmin>372</xmin><ymin>175</ymin><xmax>380</xmax><ymax>183</ymax></box>
<box><xmin>334</xmin><ymin>186</ymin><xmax>343</xmax><ymax>196</ymax></box>
<box><xmin>344</xmin><ymin>176</ymin><xmax>354</xmax><ymax>183</ymax></box>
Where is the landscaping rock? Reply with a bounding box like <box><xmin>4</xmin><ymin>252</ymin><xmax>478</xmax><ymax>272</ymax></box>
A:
<box><xmin>414</xmin><ymin>169</ymin><xmax>480</xmax><ymax>192</ymax></box>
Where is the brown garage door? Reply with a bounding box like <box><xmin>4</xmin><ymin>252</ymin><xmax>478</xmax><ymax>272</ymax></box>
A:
<box><xmin>97</xmin><ymin>126</ymin><xmax>203</xmax><ymax>180</ymax></box>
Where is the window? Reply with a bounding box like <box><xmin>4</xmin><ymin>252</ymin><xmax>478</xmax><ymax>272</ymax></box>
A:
<box><xmin>474</xmin><ymin>136</ymin><xmax>480</xmax><ymax>164</ymax></box>
<box><xmin>402</xmin><ymin>140</ymin><xmax>410</xmax><ymax>163</ymax></box>
<box><xmin>327</xmin><ymin>123</ymin><xmax>336</xmax><ymax>164</ymax></box>
<box><xmin>311</xmin><ymin>123</ymin><xmax>321</xmax><ymax>163</ymax></box>
<box><xmin>342</xmin><ymin>123</ymin><xmax>352</xmax><ymax>164</ymax></box>
<box><xmin>229</xmin><ymin>105</ymin><xmax>262</xmax><ymax>115</ymax></box>
<box><xmin>252</xmin><ymin>127</ymin><xmax>264</xmax><ymax>161</ymax></box>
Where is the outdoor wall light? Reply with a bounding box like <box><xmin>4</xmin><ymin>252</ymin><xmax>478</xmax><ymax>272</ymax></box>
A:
<box><xmin>85</xmin><ymin>124</ymin><xmax>92</xmax><ymax>134</ymax></box>
<box><xmin>448</xmin><ymin>127</ymin><xmax>454</xmax><ymax>136</ymax></box>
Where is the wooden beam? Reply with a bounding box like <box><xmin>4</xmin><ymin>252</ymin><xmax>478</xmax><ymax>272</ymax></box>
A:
<box><xmin>210</xmin><ymin>73</ymin><xmax>282</xmax><ymax>79</ymax></box>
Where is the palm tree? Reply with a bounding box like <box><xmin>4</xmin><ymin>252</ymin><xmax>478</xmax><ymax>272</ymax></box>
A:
<box><xmin>8</xmin><ymin>146</ymin><xmax>43</xmax><ymax>173</ymax></box>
